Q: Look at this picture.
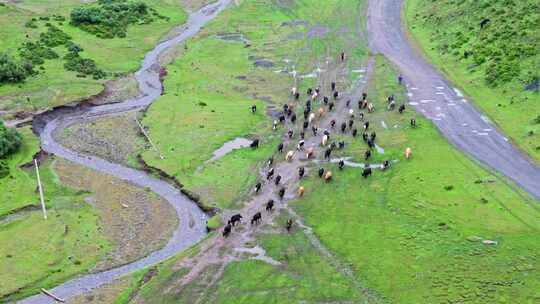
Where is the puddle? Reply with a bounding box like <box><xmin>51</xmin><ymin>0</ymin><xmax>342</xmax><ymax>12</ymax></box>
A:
<box><xmin>235</xmin><ymin>246</ymin><xmax>281</xmax><ymax>266</ymax></box>
<box><xmin>254</xmin><ymin>59</ymin><xmax>274</xmax><ymax>68</ymax></box>
<box><xmin>315</xmin><ymin>157</ymin><xmax>398</xmax><ymax>169</ymax></box>
<box><xmin>216</xmin><ymin>32</ymin><xmax>248</xmax><ymax>43</ymax></box>
<box><xmin>300</xmin><ymin>71</ymin><xmax>317</xmax><ymax>79</ymax></box>
<box><xmin>287</xmin><ymin>32</ymin><xmax>305</xmax><ymax>40</ymax></box>
<box><xmin>207</xmin><ymin>137</ymin><xmax>252</xmax><ymax>162</ymax></box>
<box><xmin>351</xmin><ymin>69</ymin><xmax>366</xmax><ymax>73</ymax></box>
<box><xmin>281</xmin><ymin>20</ymin><xmax>309</xmax><ymax>27</ymax></box>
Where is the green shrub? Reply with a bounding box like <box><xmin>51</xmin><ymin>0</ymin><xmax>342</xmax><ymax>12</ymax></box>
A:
<box><xmin>39</xmin><ymin>25</ymin><xmax>71</xmax><ymax>47</ymax></box>
<box><xmin>206</xmin><ymin>215</ymin><xmax>223</xmax><ymax>231</ymax></box>
<box><xmin>25</xmin><ymin>19</ymin><xmax>38</xmax><ymax>29</ymax></box>
<box><xmin>0</xmin><ymin>159</ymin><xmax>9</xmax><ymax>178</ymax></box>
<box><xmin>70</xmin><ymin>0</ymin><xmax>162</xmax><ymax>38</ymax></box>
<box><xmin>0</xmin><ymin>121</ymin><xmax>22</xmax><ymax>158</ymax></box>
<box><xmin>0</xmin><ymin>54</ymin><xmax>34</xmax><ymax>85</ymax></box>
<box><xmin>18</xmin><ymin>42</ymin><xmax>59</xmax><ymax>65</ymax></box>
<box><xmin>64</xmin><ymin>53</ymin><xmax>106</xmax><ymax>79</ymax></box>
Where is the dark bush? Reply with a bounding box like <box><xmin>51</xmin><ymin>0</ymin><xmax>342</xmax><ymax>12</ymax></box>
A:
<box><xmin>67</xmin><ymin>42</ymin><xmax>84</xmax><ymax>54</ymax></box>
<box><xmin>70</xmin><ymin>0</ymin><xmax>154</xmax><ymax>38</ymax></box>
<box><xmin>0</xmin><ymin>120</ymin><xmax>22</xmax><ymax>158</ymax></box>
<box><xmin>0</xmin><ymin>54</ymin><xmax>34</xmax><ymax>85</ymax></box>
<box><xmin>39</xmin><ymin>25</ymin><xmax>71</xmax><ymax>47</ymax></box>
<box><xmin>64</xmin><ymin>54</ymin><xmax>106</xmax><ymax>79</ymax></box>
<box><xmin>18</xmin><ymin>42</ymin><xmax>59</xmax><ymax>65</ymax></box>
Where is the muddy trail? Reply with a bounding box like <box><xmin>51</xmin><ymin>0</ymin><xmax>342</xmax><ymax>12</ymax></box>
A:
<box><xmin>19</xmin><ymin>1</ymin><xmax>232</xmax><ymax>303</ymax></box>
<box><xmin>151</xmin><ymin>55</ymin><xmax>386</xmax><ymax>303</ymax></box>
<box><xmin>368</xmin><ymin>0</ymin><xmax>540</xmax><ymax>201</ymax></box>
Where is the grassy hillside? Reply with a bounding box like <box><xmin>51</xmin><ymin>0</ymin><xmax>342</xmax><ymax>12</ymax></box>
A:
<box><xmin>0</xmin><ymin>0</ymin><xmax>187</xmax><ymax>115</ymax></box>
<box><xmin>405</xmin><ymin>0</ymin><xmax>540</xmax><ymax>163</ymax></box>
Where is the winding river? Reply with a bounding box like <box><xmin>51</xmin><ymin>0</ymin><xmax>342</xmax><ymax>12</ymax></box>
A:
<box><xmin>19</xmin><ymin>1</ymin><xmax>231</xmax><ymax>303</ymax></box>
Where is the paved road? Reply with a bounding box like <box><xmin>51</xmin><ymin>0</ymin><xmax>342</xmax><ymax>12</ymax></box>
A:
<box><xmin>19</xmin><ymin>1</ymin><xmax>231</xmax><ymax>303</ymax></box>
<box><xmin>367</xmin><ymin>0</ymin><xmax>540</xmax><ymax>201</ymax></box>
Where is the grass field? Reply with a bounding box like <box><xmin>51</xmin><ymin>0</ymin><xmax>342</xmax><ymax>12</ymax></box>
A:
<box><xmin>130</xmin><ymin>227</ymin><xmax>366</xmax><ymax>303</ymax></box>
<box><xmin>0</xmin><ymin>0</ymin><xmax>188</xmax><ymax>114</ymax></box>
<box><xmin>0</xmin><ymin>127</ymin><xmax>40</xmax><ymax>215</ymax></box>
<box><xmin>0</xmin><ymin>131</ymin><xmax>110</xmax><ymax>301</ymax></box>
<box><xmin>288</xmin><ymin>56</ymin><xmax>540</xmax><ymax>303</ymax></box>
<box><xmin>404</xmin><ymin>0</ymin><xmax>540</xmax><ymax>164</ymax></box>
<box><xmin>141</xmin><ymin>0</ymin><xmax>368</xmax><ymax>210</ymax></box>
<box><xmin>0</xmin><ymin>127</ymin><xmax>176</xmax><ymax>300</ymax></box>
<box><xmin>103</xmin><ymin>53</ymin><xmax>540</xmax><ymax>303</ymax></box>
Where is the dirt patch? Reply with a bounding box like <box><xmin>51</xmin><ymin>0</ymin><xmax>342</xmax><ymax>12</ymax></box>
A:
<box><xmin>68</xmin><ymin>277</ymin><xmax>131</xmax><ymax>304</ymax></box>
<box><xmin>54</xmin><ymin>112</ymin><xmax>143</xmax><ymax>166</ymax></box>
<box><xmin>87</xmin><ymin>76</ymin><xmax>140</xmax><ymax>106</ymax></box>
<box><xmin>54</xmin><ymin>159</ymin><xmax>178</xmax><ymax>271</ymax></box>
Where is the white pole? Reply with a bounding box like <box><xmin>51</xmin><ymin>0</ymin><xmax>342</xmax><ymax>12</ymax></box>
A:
<box><xmin>34</xmin><ymin>159</ymin><xmax>47</xmax><ymax>220</ymax></box>
<box><xmin>134</xmin><ymin>118</ymin><xmax>164</xmax><ymax>160</ymax></box>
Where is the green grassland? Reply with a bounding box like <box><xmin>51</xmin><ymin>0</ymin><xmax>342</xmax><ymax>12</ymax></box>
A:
<box><xmin>106</xmin><ymin>54</ymin><xmax>540</xmax><ymax>304</ymax></box>
<box><xmin>0</xmin><ymin>129</ymin><xmax>109</xmax><ymax>301</ymax></box>
<box><xmin>141</xmin><ymin>0</ymin><xmax>368</xmax><ymax>210</ymax></box>
<box><xmin>289</xmin><ymin>55</ymin><xmax>540</xmax><ymax>303</ymax></box>
<box><xmin>0</xmin><ymin>0</ymin><xmax>188</xmax><ymax>113</ymax></box>
<box><xmin>131</xmin><ymin>227</ymin><xmax>366</xmax><ymax>303</ymax></box>
<box><xmin>404</xmin><ymin>0</ymin><xmax>540</xmax><ymax>164</ymax></box>
<box><xmin>0</xmin><ymin>127</ymin><xmax>39</xmax><ymax>215</ymax></box>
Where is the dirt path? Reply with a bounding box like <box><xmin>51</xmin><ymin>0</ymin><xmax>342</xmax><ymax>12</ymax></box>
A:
<box><xmin>151</xmin><ymin>55</ymin><xmax>385</xmax><ymax>303</ymax></box>
<box><xmin>367</xmin><ymin>0</ymin><xmax>540</xmax><ymax>201</ymax></box>
<box><xmin>18</xmin><ymin>1</ymin><xmax>232</xmax><ymax>303</ymax></box>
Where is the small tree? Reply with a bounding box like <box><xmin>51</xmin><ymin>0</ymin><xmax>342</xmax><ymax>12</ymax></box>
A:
<box><xmin>0</xmin><ymin>120</ymin><xmax>22</xmax><ymax>158</ymax></box>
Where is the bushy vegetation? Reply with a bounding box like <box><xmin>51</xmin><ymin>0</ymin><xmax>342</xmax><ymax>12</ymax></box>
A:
<box><xmin>70</xmin><ymin>0</ymin><xmax>168</xmax><ymax>38</ymax></box>
<box><xmin>14</xmin><ymin>22</ymin><xmax>106</xmax><ymax>82</ymax></box>
<box><xmin>18</xmin><ymin>41</ymin><xmax>59</xmax><ymax>65</ymax></box>
<box><xmin>0</xmin><ymin>121</ymin><xmax>21</xmax><ymax>158</ymax></box>
<box><xmin>0</xmin><ymin>54</ymin><xmax>34</xmax><ymax>85</ymax></box>
<box><xmin>0</xmin><ymin>121</ymin><xmax>22</xmax><ymax>178</ymax></box>
<box><xmin>63</xmin><ymin>43</ymin><xmax>106</xmax><ymax>79</ymax></box>
<box><xmin>39</xmin><ymin>24</ymin><xmax>72</xmax><ymax>47</ymax></box>
<box><xmin>411</xmin><ymin>0</ymin><xmax>539</xmax><ymax>88</ymax></box>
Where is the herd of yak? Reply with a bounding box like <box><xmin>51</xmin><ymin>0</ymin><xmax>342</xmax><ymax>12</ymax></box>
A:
<box><xmin>222</xmin><ymin>53</ymin><xmax>414</xmax><ymax>238</ymax></box>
